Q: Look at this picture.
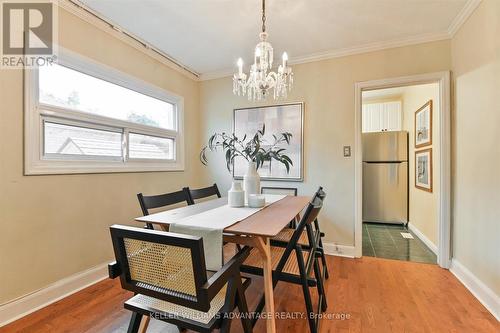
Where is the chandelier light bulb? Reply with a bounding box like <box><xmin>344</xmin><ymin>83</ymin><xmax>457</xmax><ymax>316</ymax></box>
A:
<box><xmin>282</xmin><ymin>52</ymin><xmax>288</xmax><ymax>67</ymax></box>
<box><xmin>237</xmin><ymin>58</ymin><xmax>243</xmax><ymax>75</ymax></box>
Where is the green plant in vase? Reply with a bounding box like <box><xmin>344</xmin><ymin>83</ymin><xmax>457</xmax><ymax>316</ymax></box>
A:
<box><xmin>200</xmin><ymin>124</ymin><xmax>293</xmax><ymax>197</ymax></box>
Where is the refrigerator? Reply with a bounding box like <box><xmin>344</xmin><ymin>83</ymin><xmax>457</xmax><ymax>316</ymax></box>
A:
<box><xmin>362</xmin><ymin>131</ymin><xmax>408</xmax><ymax>224</ymax></box>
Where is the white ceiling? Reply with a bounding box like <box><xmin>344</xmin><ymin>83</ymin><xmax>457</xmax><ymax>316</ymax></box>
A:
<box><xmin>79</xmin><ymin>0</ymin><xmax>471</xmax><ymax>78</ymax></box>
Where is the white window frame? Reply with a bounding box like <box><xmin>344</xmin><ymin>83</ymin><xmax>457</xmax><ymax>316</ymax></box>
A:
<box><xmin>24</xmin><ymin>48</ymin><xmax>185</xmax><ymax>175</ymax></box>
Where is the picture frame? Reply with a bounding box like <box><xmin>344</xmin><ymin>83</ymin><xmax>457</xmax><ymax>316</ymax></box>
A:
<box><xmin>415</xmin><ymin>148</ymin><xmax>433</xmax><ymax>192</ymax></box>
<box><xmin>415</xmin><ymin>100</ymin><xmax>433</xmax><ymax>148</ymax></box>
<box><xmin>233</xmin><ymin>102</ymin><xmax>304</xmax><ymax>181</ymax></box>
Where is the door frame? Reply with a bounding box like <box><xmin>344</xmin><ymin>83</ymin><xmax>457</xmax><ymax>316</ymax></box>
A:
<box><xmin>354</xmin><ymin>71</ymin><xmax>451</xmax><ymax>268</ymax></box>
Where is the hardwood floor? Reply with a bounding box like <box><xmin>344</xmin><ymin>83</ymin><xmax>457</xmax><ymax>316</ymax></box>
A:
<box><xmin>2</xmin><ymin>255</ymin><xmax>498</xmax><ymax>333</ymax></box>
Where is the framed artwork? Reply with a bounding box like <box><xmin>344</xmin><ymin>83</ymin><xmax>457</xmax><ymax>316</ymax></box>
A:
<box><xmin>415</xmin><ymin>148</ymin><xmax>433</xmax><ymax>192</ymax></box>
<box><xmin>415</xmin><ymin>100</ymin><xmax>433</xmax><ymax>148</ymax></box>
<box><xmin>233</xmin><ymin>102</ymin><xmax>304</xmax><ymax>181</ymax></box>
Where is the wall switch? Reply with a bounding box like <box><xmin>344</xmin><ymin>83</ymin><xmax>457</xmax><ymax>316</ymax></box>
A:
<box><xmin>343</xmin><ymin>146</ymin><xmax>351</xmax><ymax>157</ymax></box>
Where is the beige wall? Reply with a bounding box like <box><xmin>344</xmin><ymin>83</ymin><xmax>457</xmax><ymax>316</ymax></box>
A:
<box><xmin>2</xmin><ymin>0</ymin><xmax>498</xmax><ymax>310</ymax></box>
<box><xmin>0</xmin><ymin>9</ymin><xmax>202</xmax><ymax>303</ymax></box>
<box><xmin>401</xmin><ymin>83</ymin><xmax>440</xmax><ymax>246</ymax></box>
<box><xmin>200</xmin><ymin>40</ymin><xmax>451</xmax><ymax>248</ymax></box>
<box><xmin>451</xmin><ymin>0</ymin><xmax>500</xmax><ymax>295</ymax></box>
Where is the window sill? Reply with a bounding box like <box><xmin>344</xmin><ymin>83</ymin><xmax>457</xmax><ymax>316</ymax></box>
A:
<box><xmin>24</xmin><ymin>159</ymin><xmax>185</xmax><ymax>175</ymax></box>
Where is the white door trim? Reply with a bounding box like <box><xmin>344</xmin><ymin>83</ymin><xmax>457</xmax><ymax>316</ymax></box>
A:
<box><xmin>354</xmin><ymin>71</ymin><xmax>451</xmax><ymax>268</ymax></box>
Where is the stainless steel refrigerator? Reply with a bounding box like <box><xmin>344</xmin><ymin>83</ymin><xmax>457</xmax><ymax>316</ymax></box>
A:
<box><xmin>362</xmin><ymin>131</ymin><xmax>408</xmax><ymax>224</ymax></box>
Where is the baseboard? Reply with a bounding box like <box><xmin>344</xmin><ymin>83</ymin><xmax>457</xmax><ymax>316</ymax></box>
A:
<box><xmin>407</xmin><ymin>222</ymin><xmax>438</xmax><ymax>254</ymax></box>
<box><xmin>450</xmin><ymin>259</ymin><xmax>500</xmax><ymax>321</ymax></box>
<box><xmin>0</xmin><ymin>262</ymin><xmax>109</xmax><ymax>327</ymax></box>
<box><xmin>322</xmin><ymin>242</ymin><xmax>356</xmax><ymax>258</ymax></box>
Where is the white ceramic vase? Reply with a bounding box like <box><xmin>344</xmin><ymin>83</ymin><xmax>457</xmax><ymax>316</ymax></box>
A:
<box><xmin>228</xmin><ymin>181</ymin><xmax>245</xmax><ymax>207</ymax></box>
<box><xmin>243</xmin><ymin>161</ymin><xmax>260</xmax><ymax>200</ymax></box>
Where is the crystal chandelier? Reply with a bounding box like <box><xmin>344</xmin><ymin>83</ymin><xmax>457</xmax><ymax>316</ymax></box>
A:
<box><xmin>233</xmin><ymin>0</ymin><xmax>293</xmax><ymax>101</ymax></box>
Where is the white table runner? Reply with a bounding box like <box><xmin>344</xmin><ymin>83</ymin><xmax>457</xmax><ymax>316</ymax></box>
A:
<box><xmin>169</xmin><ymin>194</ymin><xmax>286</xmax><ymax>270</ymax></box>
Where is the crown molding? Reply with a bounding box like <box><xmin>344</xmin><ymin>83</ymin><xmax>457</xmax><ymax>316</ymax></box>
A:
<box><xmin>58</xmin><ymin>0</ymin><xmax>200</xmax><ymax>81</ymax></box>
<box><xmin>447</xmin><ymin>0</ymin><xmax>482</xmax><ymax>37</ymax></box>
<box><xmin>199</xmin><ymin>31</ymin><xmax>450</xmax><ymax>81</ymax></box>
<box><xmin>199</xmin><ymin>68</ymin><xmax>235</xmax><ymax>81</ymax></box>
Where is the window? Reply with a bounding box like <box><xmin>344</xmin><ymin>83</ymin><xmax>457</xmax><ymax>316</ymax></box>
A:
<box><xmin>25</xmin><ymin>49</ymin><xmax>184</xmax><ymax>174</ymax></box>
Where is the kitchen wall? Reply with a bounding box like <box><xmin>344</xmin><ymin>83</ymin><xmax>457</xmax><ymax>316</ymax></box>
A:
<box><xmin>0</xmin><ymin>7</ymin><xmax>202</xmax><ymax>303</ymax></box>
<box><xmin>451</xmin><ymin>0</ymin><xmax>500</xmax><ymax>295</ymax></box>
<box><xmin>199</xmin><ymin>40</ymin><xmax>451</xmax><ymax>249</ymax></box>
<box><xmin>401</xmin><ymin>83</ymin><xmax>440</xmax><ymax>247</ymax></box>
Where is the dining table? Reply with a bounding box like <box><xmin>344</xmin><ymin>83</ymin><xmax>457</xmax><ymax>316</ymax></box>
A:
<box><xmin>134</xmin><ymin>194</ymin><xmax>311</xmax><ymax>333</ymax></box>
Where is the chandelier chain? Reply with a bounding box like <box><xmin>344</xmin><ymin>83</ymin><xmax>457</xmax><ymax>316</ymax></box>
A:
<box><xmin>261</xmin><ymin>0</ymin><xmax>266</xmax><ymax>32</ymax></box>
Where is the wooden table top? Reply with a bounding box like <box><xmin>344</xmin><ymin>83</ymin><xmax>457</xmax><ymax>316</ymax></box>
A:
<box><xmin>134</xmin><ymin>195</ymin><xmax>311</xmax><ymax>238</ymax></box>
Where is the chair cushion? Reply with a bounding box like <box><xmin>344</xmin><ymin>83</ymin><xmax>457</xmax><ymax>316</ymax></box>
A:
<box><xmin>125</xmin><ymin>275</ymin><xmax>249</xmax><ymax>325</ymax></box>
<box><xmin>242</xmin><ymin>246</ymin><xmax>311</xmax><ymax>276</ymax></box>
<box><xmin>272</xmin><ymin>228</ymin><xmax>309</xmax><ymax>246</ymax></box>
<box><xmin>125</xmin><ymin>285</ymin><xmax>226</xmax><ymax>325</ymax></box>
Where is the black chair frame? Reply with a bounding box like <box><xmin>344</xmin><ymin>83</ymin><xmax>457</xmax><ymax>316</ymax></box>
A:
<box><xmin>260</xmin><ymin>186</ymin><xmax>298</xmax><ymax>196</ymax></box>
<box><xmin>137</xmin><ymin>189</ymin><xmax>191</xmax><ymax>229</ymax></box>
<box><xmin>270</xmin><ymin>186</ymin><xmax>330</xmax><ymax>280</ymax></box>
<box><xmin>240</xmin><ymin>194</ymin><xmax>327</xmax><ymax>333</ymax></box>
<box><xmin>185</xmin><ymin>184</ymin><xmax>221</xmax><ymax>205</ymax></box>
<box><xmin>108</xmin><ymin>225</ymin><xmax>253</xmax><ymax>333</ymax></box>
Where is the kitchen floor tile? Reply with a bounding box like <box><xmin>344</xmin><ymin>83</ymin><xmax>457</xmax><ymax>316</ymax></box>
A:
<box><xmin>362</xmin><ymin>222</ymin><xmax>437</xmax><ymax>264</ymax></box>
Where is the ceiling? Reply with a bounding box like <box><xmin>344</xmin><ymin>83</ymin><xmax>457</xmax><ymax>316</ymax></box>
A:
<box><xmin>79</xmin><ymin>0</ymin><xmax>472</xmax><ymax>78</ymax></box>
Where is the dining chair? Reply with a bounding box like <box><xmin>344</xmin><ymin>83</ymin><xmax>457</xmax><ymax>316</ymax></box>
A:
<box><xmin>185</xmin><ymin>183</ymin><xmax>221</xmax><ymax>205</ymax></box>
<box><xmin>261</xmin><ymin>186</ymin><xmax>298</xmax><ymax>196</ymax></box>
<box><xmin>261</xmin><ymin>186</ymin><xmax>299</xmax><ymax>228</ymax></box>
<box><xmin>270</xmin><ymin>186</ymin><xmax>330</xmax><ymax>279</ymax></box>
<box><xmin>137</xmin><ymin>189</ymin><xmax>191</xmax><ymax>229</ymax></box>
<box><xmin>239</xmin><ymin>192</ymin><xmax>327</xmax><ymax>333</ymax></box>
<box><xmin>108</xmin><ymin>225</ymin><xmax>253</xmax><ymax>333</ymax></box>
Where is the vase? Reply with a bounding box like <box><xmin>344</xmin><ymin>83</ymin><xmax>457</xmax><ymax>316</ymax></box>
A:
<box><xmin>243</xmin><ymin>161</ymin><xmax>260</xmax><ymax>200</ymax></box>
<box><xmin>228</xmin><ymin>181</ymin><xmax>245</xmax><ymax>207</ymax></box>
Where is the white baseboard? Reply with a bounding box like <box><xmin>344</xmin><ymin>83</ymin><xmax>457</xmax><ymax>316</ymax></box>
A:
<box><xmin>407</xmin><ymin>222</ymin><xmax>438</xmax><ymax>254</ymax></box>
<box><xmin>450</xmin><ymin>259</ymin><xmax>500</xmax><ymax>321</ymax></box>
<box><xmin>323</xmin><ymin>242</ymin><xmax>356</xmax><ymax>258</ymax></box>
<box><xmin>0</xmin><ymin>262</ymin><xmax>109</xmax><ymax>327</ymax></box>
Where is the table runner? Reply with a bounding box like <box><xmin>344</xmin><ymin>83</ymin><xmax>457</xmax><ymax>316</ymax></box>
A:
<box><xmin>169</xmin><ymin>194</ymin><xmax>286</xmax><ymax>270</ymax></box>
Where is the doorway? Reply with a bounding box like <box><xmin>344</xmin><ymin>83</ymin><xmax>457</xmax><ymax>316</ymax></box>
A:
<box><xmin>354</xmin><ymin>72</ymin><xmax>451</xmax><ymax>268</ymax></box>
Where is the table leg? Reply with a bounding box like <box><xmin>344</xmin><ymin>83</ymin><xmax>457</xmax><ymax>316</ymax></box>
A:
<box><xmin>138</xmin><ymin>316</ymin><xmax>150</xmax><ymax>333</ymax></box>
<box><xmin>254</xmin><ymin>237</ymin><xmax>276</xmax><ymax>333</ymax></box>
